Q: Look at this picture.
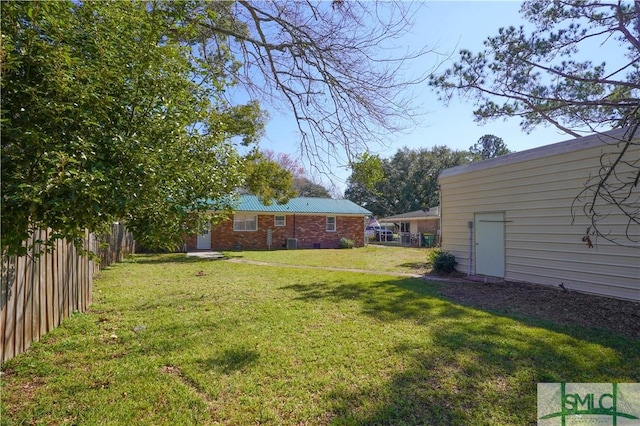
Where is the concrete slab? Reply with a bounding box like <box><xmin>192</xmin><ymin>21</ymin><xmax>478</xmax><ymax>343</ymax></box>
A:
<box><xmin>186</xmin><ymin>251</ymin><xmax>225</xmax><ymax>259</ymax></box>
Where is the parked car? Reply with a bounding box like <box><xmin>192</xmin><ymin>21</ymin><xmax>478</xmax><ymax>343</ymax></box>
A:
<box><xmin>365</xmin><ymin>225</ymin><xmax>378</xmax><ymax>237</ymax></box>
<box><xmin>366</xmin><ymin>226</ymin><xmax>394</xmax><ymax>241</ymax></box>
<box><xmin>375</xmin><ymin>229</ymin><xmax>395</xmax><ymax>241</ymax></box>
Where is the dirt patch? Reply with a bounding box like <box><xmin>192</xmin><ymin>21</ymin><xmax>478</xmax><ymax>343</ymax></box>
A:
<box><xmin>434</xmin><ymin>277</ymin><xmax>640</xmax><ymax>339</ymax></box>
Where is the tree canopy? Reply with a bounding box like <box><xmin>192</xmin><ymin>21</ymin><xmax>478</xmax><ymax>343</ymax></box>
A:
<box><xmin>293</xmin><ymin>178</ymin><xmax>331</xmax><ymax>198</ymax></box>
<box><xmin>242</xmin><ymin>151</ymin><xmax>297</xmax><ymax>205</ymax></box>
<box><xmin>1</xmin><ymin>1</ymin><xmax>289</xmax><ymax>254</ymax></box>
<box><xmin>430</xmin><ymin>0</ymin><xmax>639</xmax><ymax>246</ymax></box>
<box><xmin>262</xmin><ymin>150</ymin><xmax>332</xmax><ymax>198</ymax></box>
<box><xmin>344</xmin><ymin>146</ymin><xmax>470</xmax><ymax>217</ymax></box>
<box><xmin>2</xmin><ymin>1</ymin><xmax>433</xmax><ymax>255</ymax></box>
<box><xmin>469</xmin><ymin>135</ymin><xmax>511</xmax><ymax>160</ymax></box>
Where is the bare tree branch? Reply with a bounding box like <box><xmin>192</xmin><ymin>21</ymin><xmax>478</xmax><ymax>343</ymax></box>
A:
<box><xmin>194</xmin><ymin>1</ymin><xmax>437</xmax><ymax>174</ymax></box>
<box><xmin>573</xmin><ymin>125</ymin><xmax>640</xmax><ymax>247</ymax></box>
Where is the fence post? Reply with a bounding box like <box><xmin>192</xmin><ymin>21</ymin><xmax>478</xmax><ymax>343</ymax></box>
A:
<box><xmin>1</xmin><ymin>226</ymin><xmax>134</xmax><ymax>364</ymax></box>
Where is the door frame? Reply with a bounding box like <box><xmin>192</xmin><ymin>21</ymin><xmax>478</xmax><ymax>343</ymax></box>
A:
<box><xmin>196</xmin><ymin>222</ymin><xmax>211</xmax><ymax>250</ymax></box>
<box><xmin>474</xmin><ymin>212</ymin><xmax>505</xmax><ymax>278</ymax></box>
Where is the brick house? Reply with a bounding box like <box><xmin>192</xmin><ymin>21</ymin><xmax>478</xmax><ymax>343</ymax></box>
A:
<box><xmin>185</xmin><ymin>195</ymin><xmax>371</xmax><ymax>251</ymax></box>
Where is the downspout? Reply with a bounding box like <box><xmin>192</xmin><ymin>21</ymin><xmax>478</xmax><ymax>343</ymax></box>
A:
<box><xmin>467</xmin><ymin>221</ymin><xmax>473</xmax><ymax>277</ymax></box>
<box><xmin>437</xmin><ymin>183</ymin><xmax>442</xmax><ymax>247</ymax></box>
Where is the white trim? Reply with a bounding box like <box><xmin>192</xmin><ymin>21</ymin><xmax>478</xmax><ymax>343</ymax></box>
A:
<box><xmin>233</xmin><ymin>214</ymin><xmax>257</xmax><ymax>231</ymax></box>
<box><xmin>326</xmin><ymin>216</ymin><xmax>336</xmax><ymax>232</ymax></box>
<box><xmin>274</xmin><ymin>215</ymin><xmax>286</xmax><ymax>227</ymax></box>
<box><xmin>196</xmin><ymin>222</ymin><xmax>211</xmax><ymax>250</ymax></box>
<box><xmin>474</xmin><ymin>212</ymin><xmax>505</xmax><ymax>278</ymax></box>
<box><xmin>440</xmin><ymin>128</ymin><xmax>631</xmax><ymax>178</ymax></box>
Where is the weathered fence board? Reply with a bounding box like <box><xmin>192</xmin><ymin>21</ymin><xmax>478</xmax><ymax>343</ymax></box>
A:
<box><xmin>1</xmin><ymin>225</ymin><xmax>134</xmax><ymax>364</ymax></box>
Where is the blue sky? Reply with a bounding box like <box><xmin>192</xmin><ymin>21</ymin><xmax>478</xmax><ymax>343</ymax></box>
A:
<box><xmin>250</xmin><ymin>1</ymin><xmax>620</xmax><ymax>194</ymax></box>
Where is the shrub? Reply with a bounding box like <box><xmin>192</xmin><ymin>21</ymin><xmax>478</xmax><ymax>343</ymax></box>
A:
<box><xmin>339</xmin><ymin>237</ymin><xmax>354</xmax><ymax>249</ymax></box>
<box><xmin>427</xmin><ymin>249</ymin><xmax>458</xmax><ymax>273</ymax></box>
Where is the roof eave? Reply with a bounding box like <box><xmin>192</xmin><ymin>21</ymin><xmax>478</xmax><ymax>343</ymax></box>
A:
<box><xmin>439</xmin><ymin>128</ymin><xmax>632</xmax><ymax>179</ymax></box>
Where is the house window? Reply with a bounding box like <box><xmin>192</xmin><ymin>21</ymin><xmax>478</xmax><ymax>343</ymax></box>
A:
<box><xmin>234</xmin><ymin>214</ymin><xmax>257</xmax><ymax>231</ymax></box>
<box><xmin>326</xmin><ymin>216</ymin><xmax>336</xmax><ymax>232</ymax></box>
<box><xmin>400</xmin><ymin>222</ymin><xmax>410</xmax><ymax>233</ymax></box>
<box><xmin>274</xmin><ymin>215</ymin><xmax>286</xmax><ymax>227</ymax></box>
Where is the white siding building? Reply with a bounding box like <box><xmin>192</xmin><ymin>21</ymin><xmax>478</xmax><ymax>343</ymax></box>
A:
<box><xmin>438</xmin><ymin>129</ymin><xmax>639</xmax><ymax>301</ymax></box>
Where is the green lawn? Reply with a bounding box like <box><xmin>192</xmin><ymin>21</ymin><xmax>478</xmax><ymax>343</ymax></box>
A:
<box><xmin>224</xmin><ymin>245</ymin><xmax>432</xmax><ymax>275</ymax></box>
<box><xmin>2</xmin><ymin>249</ymin><xmax>638</xmax><ymax>425</ymax></box>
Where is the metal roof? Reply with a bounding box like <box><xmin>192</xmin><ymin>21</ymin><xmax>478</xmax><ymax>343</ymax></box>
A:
<box><xmin>379</xmin><ymin>207</ymin><xmax>440</xmax><ymax>221</ymax></box>
<box><xmin>231</xmin><ymin>195</ymin><xmax>371</xmax><ymax>215</ymax></box>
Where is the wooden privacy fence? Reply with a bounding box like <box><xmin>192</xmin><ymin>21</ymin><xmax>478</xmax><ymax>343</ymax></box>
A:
<box><xmin>1</xmin><ymin>224</ymin><xmax>134</xmax><ymax>364</ymax></box>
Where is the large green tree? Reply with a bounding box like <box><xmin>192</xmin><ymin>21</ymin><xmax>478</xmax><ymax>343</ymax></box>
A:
<box><xmin>0</xmin><ymin>1</ymin><xmax>286</xmax><ymax>254</ymax></box>
<box><xmin>293</xmin><ymin>177</ymin><xmax>332</xmax><ymax>198</ymax></box>
<box><xmin>242</xmin><ymin>150</ymin><xmax>296</xmax><ymax>204</ymax></box>
<box><xmin>430</xmin><ymin>0</ymin><xmax>640</xmax><ymax>246</ymax></box>
<box><xmin>345</xmin><ymin>146</ymin><xmax>470</xmax><ymax>217</ymax></box>
<box><xmin>2</xmin><ymin>1</ymin><xmax>435</xmax><ymax>255</ymax></box>
<box><xmin>262</xmin><ymin>150</ymin><xmax>332</xmax><ymax>197</ymax></box>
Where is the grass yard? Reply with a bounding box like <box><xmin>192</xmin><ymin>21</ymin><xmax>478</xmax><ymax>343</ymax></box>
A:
<box><xmin>1</xmin><ymin>248</ymin><xmax>638</xmax><ymax>425</ymax></box>
<box><xmin>223</xmin><ymin>245</ymin><xmax>432</xmax><ymax>275</ymax></box>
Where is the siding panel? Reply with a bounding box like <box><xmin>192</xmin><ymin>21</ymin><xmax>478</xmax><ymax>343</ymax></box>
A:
<box><xmin>439</xmin><ymin>130</ymin><xmax>640</xmax><ymax>301</ymax></box>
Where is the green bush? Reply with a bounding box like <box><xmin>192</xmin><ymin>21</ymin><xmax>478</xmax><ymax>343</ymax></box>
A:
<box><xmin>427</xmin><ymin>249</ymin><xmax>458</xmax><ymax>273</ymax></box>
<box><xmin>339</xmin><ymin>237</ymin><xmax>354</xmax><ymax>249</ymax></box>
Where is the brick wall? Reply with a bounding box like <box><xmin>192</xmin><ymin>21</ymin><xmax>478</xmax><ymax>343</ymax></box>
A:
<box><xmin>185</xmin><ymin>214</ymin><xmax>366</xmax><ymax>251</ymax></box>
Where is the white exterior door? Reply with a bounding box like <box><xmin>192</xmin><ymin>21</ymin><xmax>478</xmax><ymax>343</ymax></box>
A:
<box><xmin>475</xmin><ymin>212</ymin><xmax>505</xmax><ymax>277</ymax></box>
<box><xmin>196</xmin><ymin>223</ymin><xmax>211</xmax><ymax>250</ymax></box>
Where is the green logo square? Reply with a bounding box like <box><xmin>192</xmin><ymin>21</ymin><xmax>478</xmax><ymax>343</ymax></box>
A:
<box><xmin>538</xmin><ymin>383</ymin><xmax>640</xmax><ymax>425</ymax></box>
